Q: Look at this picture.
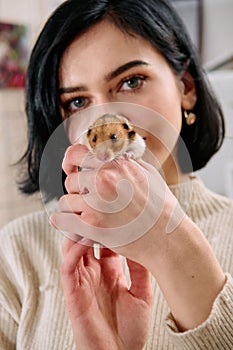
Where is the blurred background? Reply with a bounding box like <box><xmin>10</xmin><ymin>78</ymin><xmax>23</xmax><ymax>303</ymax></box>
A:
<box><xmin>0</xmin><ymin>0</ymin><xmax>233</xmax><ymax>228</ymax></box>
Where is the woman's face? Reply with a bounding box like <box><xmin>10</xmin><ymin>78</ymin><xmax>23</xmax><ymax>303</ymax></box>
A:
<box><xmin>59</xmin><ymin>20</ymin><xmax>196</xmax><ymax>173</ymax></box>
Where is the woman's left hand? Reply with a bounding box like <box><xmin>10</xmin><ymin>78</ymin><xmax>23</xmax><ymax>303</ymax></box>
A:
<box><xmin>60</xmin><ymin>238</ymin><xmax>152</xmax><ymax>350</ymax></box>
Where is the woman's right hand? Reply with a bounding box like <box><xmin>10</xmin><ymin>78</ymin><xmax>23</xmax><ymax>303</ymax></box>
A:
<box><xmin>50</xmin><ymin>143</ymin><xmax>184</xmax><ymax>260</ymax></box>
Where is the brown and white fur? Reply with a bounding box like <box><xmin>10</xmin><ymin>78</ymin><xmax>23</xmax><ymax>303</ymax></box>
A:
<box><xmin>78</xmin><ymin>114</ymin><xmax>146</xmax><ymax>162</ymax></box>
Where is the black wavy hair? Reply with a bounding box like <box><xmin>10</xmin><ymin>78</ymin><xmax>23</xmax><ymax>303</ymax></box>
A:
<box><xmin>20</xmin><ymin>0</ymin><xmax>225</xmax><ymax>199</ymax></box>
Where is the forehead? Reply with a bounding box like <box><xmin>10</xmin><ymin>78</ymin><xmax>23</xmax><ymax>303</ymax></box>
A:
<box><xmin>59</xmin><ymin>19</ymin><xmax>162</xmax><ymax>85</ymax></box>
<box><xmin>61</xmin><ymin>19</ymin><xmax>153</xmax><ymax>59</ymax></box>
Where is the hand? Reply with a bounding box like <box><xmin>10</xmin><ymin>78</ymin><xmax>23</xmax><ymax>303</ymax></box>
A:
<box><xmin>50</xmin><ymin>144</ymin><xmax>184</xmax><ymax>257</ymax></box>
<box><xmin>60</xmin><ymin>238</ymin><xmax>153</xmax><ymax>350</ymax></box>
<box><xmin>52</xmin><ymin>144</ymin><xmax>226</xmax><ymax>332</ymax></box>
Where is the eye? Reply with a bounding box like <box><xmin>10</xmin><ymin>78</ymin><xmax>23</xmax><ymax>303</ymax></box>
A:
<box><xmin>69</xmin><ymin>97</ymin><xmax>86</xmax><ymax>110</ymax></box>
<box><xmin>62</xmin><ymin>96</ymin><xmax>88</xmax><ymax>115</ymax></box>
<box><xmin>128</xmin><ymin>130</ymin><xmax>136</xmax><ymax>139</ymax></box>
<box><xmin>110</xmin><ymin>134</ymin><xmax>118</xmax><ymax>143</ymax></box>
<box><xmin>119</xmin><ymin>75</ymin><xmax>146</xmax><ymax>92</ymax></box>
<box><xmin>92</xmin><ymin>134</ymin><xmax>97</xmax><ymax>143</ymax></box>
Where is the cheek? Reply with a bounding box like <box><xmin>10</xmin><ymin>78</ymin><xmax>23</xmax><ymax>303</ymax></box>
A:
<box><xmin>112</xmin><ymin>139</ymin><xmax>126</xmax><ymax>152</ymax></box>
<box><xmin>146</xmin><ymin>91</ymin><xmax>182</xmax><ymax>131</ymax></box>
<box><xmin>135</xmin><ymin>95</ymin><xmax>182</xmax><ymax>166</ymax></box>
<box><xmin>142</xmin><ymin>132</ymin><xmax>171</xmax><ymax>167</ymax></box>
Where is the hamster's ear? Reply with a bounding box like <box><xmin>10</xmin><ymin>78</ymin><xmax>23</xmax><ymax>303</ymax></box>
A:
<box><xmin>180</xmin><ymin>71</ymin><xmax>197</xmax><ymax>110</ymax></box>
<box><xmin>123</xmin><ymin>122</ymin><xmax>130</xmax><ymax>130</ymax></box>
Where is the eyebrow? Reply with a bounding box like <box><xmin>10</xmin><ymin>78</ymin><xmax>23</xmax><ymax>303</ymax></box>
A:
<box><xmin>105</xmin><ymin>60</ymin><xmax>149</xmax><ymax>81</ymax></box>
<box><xmin>59</xmin><ymin>60</ymin><xmax>149</xmax><ymax>95</ymax></box>
<box><xmin>59</xmin><ymin>85</ymin><xmax>88</xmax><ymax>95</ymax></box>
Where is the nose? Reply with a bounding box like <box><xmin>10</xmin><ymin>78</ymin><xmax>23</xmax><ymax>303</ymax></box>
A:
<box><xmin>95</xmin><ymin>143</ymin><xmax>114</xmax><ymax>162</ymax></box>
<box><xmin>94</xmin><ymin>92</ymin><xmax>117</xmax><ymax>108</ymax></box>
<box><xmin>97</xmin><ymin>152</ymin><xmax>111</xmax><ymax>161</ymax></box>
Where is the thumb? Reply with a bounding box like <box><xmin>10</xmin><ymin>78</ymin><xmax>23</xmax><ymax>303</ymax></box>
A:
<box><xmin>127</xmin><ymin>259</ymin><xmax>153</xmax><ymax>306</ymax></box>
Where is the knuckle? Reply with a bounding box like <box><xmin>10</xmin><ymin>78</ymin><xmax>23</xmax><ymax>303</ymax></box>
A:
<box><xmin>58</xmin><ymin>195</ymin><xmax>69</xmax><ymax>211</ymax></box>
<box><xmin>64</xmin><ymin>175</ymin><xmax>71</xmax><ymax>191</ymax></box>
<box><xmin>63</xmin><ymin>144</ymin><xmax>88</xmax><ymax>174</ymax></box>
<box><xmin>81</xmin><ymin>211</ymin><xmax>101</xmax><ymax>227</ymax></box>
<box><xmin>98</xmin><ymin>167</ymin><xmax>116</xmax><ymax>186</ymax></box>
<box><xmin>64</xmin><ymin>173</ymin><xmax>77</xmax><ymax>193</ymax></box>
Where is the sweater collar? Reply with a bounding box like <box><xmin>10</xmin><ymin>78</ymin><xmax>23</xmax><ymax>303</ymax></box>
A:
<box><xmin>169</xmin><ymin>176</ymin><xmax>229</xmax><ymax>220</ymax></box>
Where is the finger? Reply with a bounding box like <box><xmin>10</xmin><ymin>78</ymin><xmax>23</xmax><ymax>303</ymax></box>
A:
<box><xmin>127</xmin><ymin>259</ymin><xmax>153</xmax><ymax>305</ymax></box>
<box><xmin>64</xmin><ymin>172</ymin><xmax>80</xmax><ymax>194</ymax></box>
<box><xmin>65</xmin><ymin>171</ymin><xmax>97</xmax><ymax>195</ymax></box>
<box><xmin>50</xmin><ymin>211</ymin><xmax>82</xmax><ymax>231</ymax></box>
<box><xmin>62</xmin><ymin>236</ymin><xmax>89</xmax><ymax>257</ymax></box>
<box><xmin>63</xmin><ymin>144</ymin><xmax>101</xmax><ymax>175</ymax></box>
<box><xmin>82</xmin><ymin>246</ymin><xmax>96</xmax><ymax>267</ymax></box>
<box><xmin>61</xmin><ymin>244</ymin><xmax>96</xmax><ymax>291</ymax></box>
<box><xmin>62</xmin><ymin>237</ymin><xmax>77</xmax><ymax>258</ymax></box>
<box><xmin>99</xmin><ymin>248</ymin><xmax>125</xmax><ymax>281</ymax></box>
<box><xmin>62</xmin><ymin>144</ymin><xmax>88</xmax><ymax>175</ymax></box>
<box><xmin>60</xmin><ymin>243</ymin><xmax>92</xmax><ymax>303</ymax></box>
<box><xmin>99</xmin><ymin>248</ymin><xmax>119</xmax><ymax>259</ymax></box>
<box><xmin>50</xmin><ymin>211</ymin><xmax>98</xmax><ymax>243</ymax></box>
<box><xmin>61</xmin><ymin>241</ymin><xmax>90</xmax><ymax>276</ymax></box>
<box><xmin>58</xmin><ymin>194</ymin><xmax>90</xmax><ymax>213</ymax></box>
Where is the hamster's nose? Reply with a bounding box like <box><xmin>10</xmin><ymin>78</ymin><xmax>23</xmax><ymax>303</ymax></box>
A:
<box><xmin>96</xmin><ymin>151</ymin><xmax>113</xmax><ymax>162</ymax></box>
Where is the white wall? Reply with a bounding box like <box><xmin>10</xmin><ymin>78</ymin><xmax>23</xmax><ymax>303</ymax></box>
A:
<box><xmin>197</xmin><ymin>71</ymin><xmax>233</xmax><ymax>198</ymax></box>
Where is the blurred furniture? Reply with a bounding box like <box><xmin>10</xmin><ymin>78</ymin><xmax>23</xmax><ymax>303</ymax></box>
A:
<box><xmin>172</xmin><ymin>0</ymin><xmax>201</xmax><ymax>53</ymax></box>
<box><xmin>172</xmin><ymin>0</ymin><xmax>233</xmax><ymax>70</ymax></box>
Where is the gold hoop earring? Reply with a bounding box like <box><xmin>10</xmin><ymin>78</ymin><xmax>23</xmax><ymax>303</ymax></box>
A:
<box><xmin>184</xmin><ymin>110</ymin><xmax>196</xmax><ymax>125</ymax></box>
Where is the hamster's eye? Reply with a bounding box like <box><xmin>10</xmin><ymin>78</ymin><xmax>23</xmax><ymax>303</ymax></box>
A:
<box><xmin>92</xmin><ymin>135</ymin><xmax>97</xmax><ymax>143</ymax></box>
<box><xmin>128</xmin><ymin>130</ymin><xmax>136</xmax><ymax>139</ymax></box>
<box><xmin>123</xmin><ymin>123</ymin><xmax>130</xmax><ymax>130</ymax></box>
<box><xmin>110</xmin><ymin>134</ymin><xmax>118</xmax><ymax>143</ymax></box>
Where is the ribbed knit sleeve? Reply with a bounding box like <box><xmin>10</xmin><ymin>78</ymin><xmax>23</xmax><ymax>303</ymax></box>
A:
<box><xmin>0</xmin><ymin>305</ymin><xmax>17</xmax><ymax>350</ymax></box>
<box><xmin>0</xmin><ymin>224</ymin><xmax>21</xmax><ymax>349</ymax></box>
<box><xmin>165</xmin><ymin>273</ymin><xmax>233</xmax><ymax>349</ymax></box>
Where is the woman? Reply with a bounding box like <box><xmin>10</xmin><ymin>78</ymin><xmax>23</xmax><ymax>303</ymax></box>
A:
<box><xmin>1</xmin><ymin>0</ymin><xmax>233</xmax><ymax>349</ymax></box>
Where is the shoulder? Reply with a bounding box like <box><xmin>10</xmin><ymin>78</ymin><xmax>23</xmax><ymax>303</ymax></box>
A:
<box><xmin>0</xmin><ymin>209</ymin><xmax>63</xmax><ymax>265</ymax></box>
<box><xmin>189</xmin><ymin>176</ymin><xmax>233</xmax><ymax>214</ymax></box>
<box><xmin>0</xmin><ymin>210</ymin><xmax>52</xmax><ymax>238</ymax></box>
<box><xmin>0</xmin><ymin>198</ymin><xmax>59</xmax><ymax>238</ymax></box>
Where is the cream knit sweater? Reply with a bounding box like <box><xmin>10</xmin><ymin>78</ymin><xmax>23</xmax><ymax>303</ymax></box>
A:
<box><xmin>0</xmin><ymin>177</ymin><xmax>233</xmax><ymax>350</ymax></box>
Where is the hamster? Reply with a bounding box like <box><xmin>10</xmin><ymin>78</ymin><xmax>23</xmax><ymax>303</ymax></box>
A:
<box><xmin>78</xmin><ymin>114</ymin><xmax>146</xmax><ymax>162</ymax></box>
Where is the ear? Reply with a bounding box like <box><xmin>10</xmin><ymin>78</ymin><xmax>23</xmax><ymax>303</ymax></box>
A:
<box><xmin>180</xmin><ymin>71</ymin><xmax>197</xmax><ymax>110</ymax></box>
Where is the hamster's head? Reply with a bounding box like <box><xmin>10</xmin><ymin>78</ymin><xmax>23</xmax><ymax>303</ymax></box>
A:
<box><xmin>86</xmin><ymin>116</ymin><xmax>136</xmax><ymax>162</ymax></box>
